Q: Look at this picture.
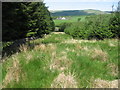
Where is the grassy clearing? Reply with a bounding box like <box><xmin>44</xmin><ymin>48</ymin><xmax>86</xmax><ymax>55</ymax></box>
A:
<box><xmin>2</xmin><ymin>32</ymin><xmax>119</xmax><ymax>88</ymax></box>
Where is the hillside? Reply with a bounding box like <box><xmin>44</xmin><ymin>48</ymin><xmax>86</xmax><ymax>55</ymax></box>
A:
<box><xmin>50</xmin><ymin>9</ymin><xmax>108</xmax><ymax>16</ymax></box>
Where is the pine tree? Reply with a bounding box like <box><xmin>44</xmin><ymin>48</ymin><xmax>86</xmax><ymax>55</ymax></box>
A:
<box><xmin>2</xmin><ymin>2</ymin><xmax>29</xmax><ymax>41</ymax></box>
<box><xmin>2</xmin><ymin>2</ymin><xmax>55</xmax><ymax>41</ymax></box>
<box><xmin>109</xmin><ymin>1</ymin><xmax>120</xmax><ymax>38</ymax></box>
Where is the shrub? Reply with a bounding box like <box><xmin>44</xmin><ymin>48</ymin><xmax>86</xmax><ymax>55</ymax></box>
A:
<box><xmin>59</xmin><ymin>22</ymin><xmax>72</xmax><ymax>32</ymax></box>
<box><xmin>64</xmin><ymin>14</ymin><xmax>114</xmax><ymax>40</ymax></box>
<box><xmin>109</xmin><ymin>13</ymin><xmax>120</xmax><ymax>38</ymax></box>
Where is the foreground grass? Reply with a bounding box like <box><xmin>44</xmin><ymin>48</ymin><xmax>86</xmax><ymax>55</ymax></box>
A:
<box><xmin>2</xmin><ymin>32</ymin><xmax>119</xmax><ymax>88</ymax></box>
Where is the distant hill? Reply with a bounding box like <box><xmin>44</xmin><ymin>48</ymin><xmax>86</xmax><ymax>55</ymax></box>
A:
<box><xmin>50</xmin><ymin>9</ymin><xmax>108</xmax><ymax>16</ymax></box>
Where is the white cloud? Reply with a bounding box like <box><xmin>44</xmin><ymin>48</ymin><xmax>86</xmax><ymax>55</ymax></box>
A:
<box><xmin>44</xmin><ymin>0</ymin><xmax>119</xmax><ymax>2</ymax></box>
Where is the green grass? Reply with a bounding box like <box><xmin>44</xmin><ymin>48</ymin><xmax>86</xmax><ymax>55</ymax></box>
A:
<box><xmin>41</xmin><ymin>33</ymin><xmax>72</xmax><ymax>44</ymax></box>
<box><xmin>66</xmin><ymin>42</ymin><xmax>118</xmax><ymax>87</ymax></box>
<box><xmin>2</xmin><ymin>32</ymin><xmax>118</xmax><ymax>88</ymax></box>
<box><xmin>54</xmin><ymin>15</ymin><xmax>87</xmax><ymax>26</ymax></box>
<box><xmin>2</xmin><ymin>47</ymin><xmax>59</xmax><ymax>88</ymax></box>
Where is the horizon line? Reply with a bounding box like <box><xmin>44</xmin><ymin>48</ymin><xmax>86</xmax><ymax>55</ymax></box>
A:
<box><xmin>49</xmin><ymin>9</ymin><xmax>112</xmax><ymax>11</ymax></box>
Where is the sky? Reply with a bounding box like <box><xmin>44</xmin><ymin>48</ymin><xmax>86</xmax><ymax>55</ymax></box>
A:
<box><xmin>44</xmin><ymin>0</ymin><xmax>119</xmax><ymax>11</ymax></box>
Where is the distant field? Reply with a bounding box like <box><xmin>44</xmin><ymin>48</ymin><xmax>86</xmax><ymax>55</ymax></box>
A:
<box><xmin>54</xmin><ymin>15</ymin><xmax>87</xmax><ymax>26</ymax></box>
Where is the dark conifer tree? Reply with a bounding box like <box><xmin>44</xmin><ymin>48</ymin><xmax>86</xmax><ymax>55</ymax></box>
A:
<box><xmin>2</xmin><ymin>2</ymin><xmax>55</xmax><ymax>41</ymax></box>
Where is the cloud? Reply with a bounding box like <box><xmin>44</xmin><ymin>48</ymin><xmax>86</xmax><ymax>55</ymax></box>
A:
<box><xmin>44</xmin><ymin>0</ymin><xmax>119</xmax><ymax>2</ymax></box>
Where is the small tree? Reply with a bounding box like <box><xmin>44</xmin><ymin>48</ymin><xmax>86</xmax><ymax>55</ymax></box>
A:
<box><xmin>77</xmin><ymin>18</ymin><xmax>81</xmax><ymax>22</ymax></box>
<box><xmin>109</xmin><ymin>1</ymin><xmax>120</xmax><ymax>38</ymax></box>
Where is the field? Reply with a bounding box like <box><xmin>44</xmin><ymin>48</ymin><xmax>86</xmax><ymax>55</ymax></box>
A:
<box><xmin>1</xmin><ymin>1</ymin><xmax>119</xmax><ymax>89</ymax></box>
<box><xmin>54</xmin><ymin>15</ymin><xmax>87</xmax><ymax>26</ymax></box>
<box><xmin>2</xmin><ymin>32</ymin><xmax>119</xmax><ymax>88</ymax></box>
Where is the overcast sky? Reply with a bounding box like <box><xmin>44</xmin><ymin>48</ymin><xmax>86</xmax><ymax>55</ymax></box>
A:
<box><xmin>44</xmin><ymin>0</ymin><xmax>119</xmax><ymax>11</ymax></box>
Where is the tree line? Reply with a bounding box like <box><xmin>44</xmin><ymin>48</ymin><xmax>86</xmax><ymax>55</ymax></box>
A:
<box><xmin>2</xmin><ymin>2</ymin><xmax>55</xmax><ymax>41</ymax></box>
<box><xmin>59</xmin><ymin>4</ymin><xmax>120</xmax><ymax>40</ymax></box>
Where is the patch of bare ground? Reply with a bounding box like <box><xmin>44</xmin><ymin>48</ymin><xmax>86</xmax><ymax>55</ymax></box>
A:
<box><xmin>3</xmin><ymin>59</ymin><xmax>22</xmax><ymax>87</ymax></box>
<box><xmin>51</xmin><ymin>72</ymin><xmax>78</xmax><ymax>88</ymax></box>
<box><xmin>91</xmin><ymin>48</ymin><xmax>108</xmax><ymax>61</ymax></box>
<box><xmin>92</xmin><ymin>78</ymin><xmax>119</xmax><ymax>88</ymax></box>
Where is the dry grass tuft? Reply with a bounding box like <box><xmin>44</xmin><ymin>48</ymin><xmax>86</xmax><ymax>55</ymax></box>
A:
<box><xmin>83</xmin><ymin>46</ymin><xmax>89</xmax><ymax>51</ymax></box>
<box><xmin>109</xmin><ymin>43</ymin><xmax>116</xmax><ymax>47</ymax></box>
<box><xmin>34</xmin><ymin>44</ymin><xmax>46</xmax><ymax>51</ymax></box>
<box><xmin>3</xmin><ymin>59</ymin><xmax>21</xmax><ymax>87</ymax></box>
<box><xmin>61</xmin><ymin>51</ymin><xmax>67</xmax><ymax>55</ymax></box>
<box><xmin>51</xmin><ymin>72</ymin><xmax>78</xmax><ymax>88</ymax></box>
<box><xmin>108</xmin><ymin>39</ymin><xmax>118</xmax><ymax>47</ymax></box>
<box><xmin>107</xmin><ymin>63</ymin><xmax>118</xmax><ymax>77</ymax></box>
<box><xmin>51</xmin><ymin>51</ymin><xmax>57</xmax><ymax>59</ymax></box>
<box><xmin>34</xmin><ymin>43</ymin><xmax>56</xmax><ymax>53</ymax></box>
<box><xmin>91</xmin><ymin>48</ymin><xmax>108</xmax><ymax>61</ymax></box>
<box><xmin>19</xmin><ymin>44</ymin><xmax>29</xmax><ymax>52</ymax></box>
<box><xmin>92</xmin><ymin>78</ymin><xmax>119</xmax><ymax>88</ymax></box>
<box><xmin>50</xmin><ymin>55</ymin><xmax>71</xmax><ymax>71</ymax></box>
<box><xmin>50</xmin><ymin>51</ymin><xmax>72</xmax><ymax>71</ymax></box>
<box><xmin>47</xmin><ymin>44</ymin><xmax>56</xmax><ymax>51</ymax></box>
<box><xmin>25</xmin><ymin>53</ymin><xmax>33</xmax><ymax>64</ymax></box>
<box><xmin>65</xmin><ymin>48</ymin><xmax>70</xmax><ymax>51</ymax></box>
<box><xmin>75</xmin><ymin>44</ymin><xmax>82</xmax><ymax>50</ymax></box>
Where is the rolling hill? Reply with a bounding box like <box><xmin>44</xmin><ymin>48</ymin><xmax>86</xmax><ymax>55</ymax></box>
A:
<box><xmin>50</xmin><ymin>9</ymin><xmax>108</xmax><ymax>16</ymax></box>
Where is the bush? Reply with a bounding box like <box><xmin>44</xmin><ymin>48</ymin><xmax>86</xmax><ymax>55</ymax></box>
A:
<box><xmin>64</xmin><ymin>14</ymin><xmax>114</xmax><ymax>40</ymax></box>
<box><xmin>65</xmin><ymin>22</ymin><xmax>86</xmax><ymax>39</ymax></box>
<box><xmin>109</xmin><ymin>12</ymin><xmax>120</xmax><ymax>38</ymax></box>
<box><xmin>59</xmin><ymin>22</ymin><xmax>72</xmax><ymax>32</ymax></box>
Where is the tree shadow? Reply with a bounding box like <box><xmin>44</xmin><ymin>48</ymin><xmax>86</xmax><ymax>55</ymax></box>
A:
<box><xmin>2</xmin><ymin>37</ymin><xmax>41</xmax><ymax>59</ymax></box>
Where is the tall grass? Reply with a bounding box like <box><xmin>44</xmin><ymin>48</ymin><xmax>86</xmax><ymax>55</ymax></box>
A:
<box><xmin>2</xmin><ymin>33</ymin><xmax>118</xmax><ymax>88</ymax></box>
